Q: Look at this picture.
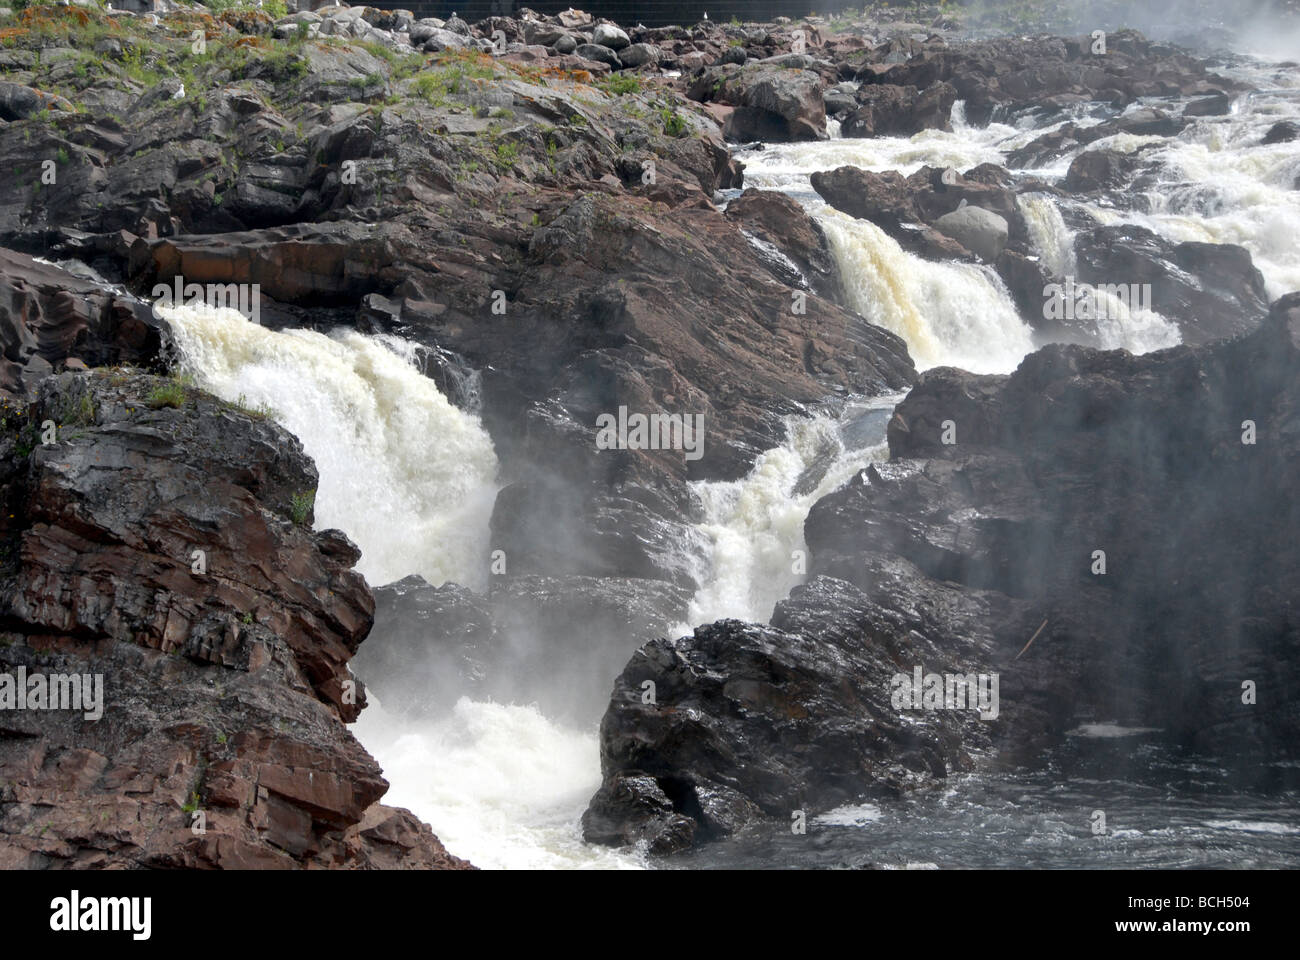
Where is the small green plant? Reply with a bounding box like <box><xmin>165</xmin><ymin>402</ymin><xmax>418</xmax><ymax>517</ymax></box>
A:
<box><xmin>215</xmin><ymin>729</ymin><xmax>229</xmax><ymax>744</ymax></box>
<box><xmin>660</xmin><ymin>106</ymin><xmax>688</xmax><ymax>137</ymax></box>
<box><xmin>494</xmin><ymin>140</ymin><xmax>520</xmax><ymax>169</ymax></box>
<box><xmin>56</xmin><ymin>391</ymin><xmax>94</xmax><ymax>427</ymax></box>
<box><xmin>601</xmin><ymin>74</ymin><xmax>642</xmax><ymax>96</ymax></box>
<box><xmin>289</xmin><ymin>489</ymin><xmax>315</xmax><ymax>527</ymax></box>
<box><xmin>181</xmin><ymin>792</ymin><xmax>200</xmax><ymax>814</ymax></box>
<box><xmin>227</xmin><ymin>393</ymin><xmax>275</xmax><ymax>419</ymax></box>
<box><xmin>146</xmin><ymin>375</ymin><xmax>190</xmax><ymax>410</ymax></box>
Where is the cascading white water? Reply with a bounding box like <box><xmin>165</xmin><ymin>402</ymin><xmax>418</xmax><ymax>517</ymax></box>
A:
<box><xmin>161</xmin><ymin>304</ymin><xmax>499</xmax><ymax>589</ymax></box>
<box><xmin>351</xmin><ymin>697</ymin><xmax>646</xmax><ymax>870</ymax></box>
<box><xmin>681</xmin><ymin>397</ymin><xmax>899</xmax><ymax>630</ymax></box>
<box><xmin>819</xmin><ymin>210</ymin><xmax>1036</xmax><ymax>373</ymax></box>
<box><xmin>1017</xmin><ymin>192</ymin><xmax>1077</xmax><ymax>279</ymax></box>
<box><xmin>161</xmin><ymin>303</ymin><xmax>644</xmax><ymax>869</ymax></box>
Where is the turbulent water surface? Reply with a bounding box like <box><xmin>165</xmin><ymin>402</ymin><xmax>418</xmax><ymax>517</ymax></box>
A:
<box><xmin>164</xmin><ymin>46</ymin><xmax>1300</xmax><ymax>869</ymax></box>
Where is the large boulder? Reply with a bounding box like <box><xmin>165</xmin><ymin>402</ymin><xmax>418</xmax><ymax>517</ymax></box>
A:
<box><xmin>583</xmin><ymin>573</ymin><xmax>1004</xmax><ymax>852</ymax></box>
<box><xmin>1074</xmin><ymin>224</ymin><xmax>1269</xmax><ymax>344</ymax></box>
<box><xmin>592</xmin><ymin>23</ymin><xmax>631</xmax><ymax>51</ymax></box>
<box><xmin>841</xmin><ymin>82</ymin><xmax>957</xmax><ymax>138</ymax></box>
<box><xmin>932</xmin><ymin>204</ymin><xmax>1009</xmax><ymax>261</ymax></box>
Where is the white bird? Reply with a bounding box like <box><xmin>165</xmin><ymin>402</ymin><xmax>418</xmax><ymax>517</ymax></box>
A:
<box><xmin>172</xmin><ymin>83</ymin><xmax>185</xmax><ymax>100</ymax></box>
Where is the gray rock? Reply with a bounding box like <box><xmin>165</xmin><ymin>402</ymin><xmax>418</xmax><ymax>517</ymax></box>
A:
<box><xmin>721</xmin><ymin>45</ymin><xmax>747</xmax><ymax>65</ymax></box>
<box><xmin>422</xmin><ymin>28</ymin><xmax>470</xmax><ymax>53</ymax></box>
<box><xmin>932</xmin><ymin>204</ymin><xmax>1008</xmax><ymax>260</ymax></box>
<box><xmin>592</xmin><ymin>22</ymin><xmax>631</xmax><ymax>50</ymax></box>
<box><xmin>409</xmin><ymin>18</ymin><xmax>446</xmax><ymax>45</ymax></box>
<box><xmin>0</xmin><ymin>80</ymin><xmax>75</xmax><ymax>121</ymax></box>
<box><xmin>576</xmin><ymin>43</ymin><xmax>621</xmax><ymax>67</ymax></box>
<box><xmin>618</xmin><ymin>42</ymin><xmax>661</xmax><ymax>68</ymax></box>
<box><xmin>553</xmin><ymin>34</ymin><xmax>578</xmax><ymax>55</ymax></box>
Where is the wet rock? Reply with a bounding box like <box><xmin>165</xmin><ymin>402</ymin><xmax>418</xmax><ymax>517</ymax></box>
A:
<box><xmin>1183</xmin><ymin>93</ymin><xmax>1233</xmax><ymax>116</ymax></box>
<box><xmin>842</xmin><ymin>81</ymin><xmax>956</xmax><ymax>138</ymax></box>
<box><xmin>932</xmin><ymin>204</ymin><xmax>1008</xmax><ymax>261</ymax></box>
<box><xmin>1064</xmin><ymin>148</ymin><xmax>1140</xmax><ymax>193</ymax></box>
<box><xmin>583</xmin><ymin>576</ymin><xmax>1001</xmax><ymax>851</ymax></box>
<box><xmin>725</xmin><ymin>188</ymin><xmax>842</xmax><ymax>301</ymax></box>
<box><xmin>1074</xmin><ymin>224</ymin><xmax>1269</xmax><ymax>344</ymax></box>
<box><xmin>1262</xmin><ymin>120</ymin><xmax>1299</xmax><ymax>145</ymax></box>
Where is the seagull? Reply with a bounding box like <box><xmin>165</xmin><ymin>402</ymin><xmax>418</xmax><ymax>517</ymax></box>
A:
<box><xmin>172</xmin><ymin>83</ymin><xmax>185</xmax><ymax>100</ymax></box>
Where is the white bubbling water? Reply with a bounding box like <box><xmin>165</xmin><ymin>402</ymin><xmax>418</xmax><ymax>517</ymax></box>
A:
<box><xmin>682</xmin><ymin>398</ymin><xmax>897</xmax><ymax>628</ymax></box>
<box><xmin>352</xmin><ymin>697</ymin><xmax>647</xmax><ymax>869</ymax></box>
<box><xmin>160</xmin><ymin>304</ymin><xmax>639</xmax><ymax>869</ymax></box>
<box><xmin>820</xmin><ymin>209</ymin><xmax>1036</xmax><ymax>373</ymax></box>
<box><xmin>160</xmin><ymin>304</ymin><xmax>499</xmax><ymax>589</ymax></box>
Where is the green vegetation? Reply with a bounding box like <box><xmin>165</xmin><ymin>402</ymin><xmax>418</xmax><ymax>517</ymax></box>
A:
<box><xmin>494</xmin><ymin>140</ymin><xmax>520</xmax><ymax>170</ymax></box>
<box><xmin>289</xmin><ymin>489</ymin><xmax>315</xmax><ymax>527</ymax></box>
<box><xmin>659</xmin><ymin>106</ymin><xmax>688</xmax><ymax>137</ymax></box>
<box><xmin>224</xmin><ymin>393</ymin><xmax>275</xmax><ymax>419</ymax></box>
<box><xmin>146</xmin><ymin>374</ymin><xmax>192</xmax><ymax>410</ymax></box>
<box><xmin>599</xmin><ymin>73</ymin><xmax>642</xmax><ymax>96</ymax></box>
<box><xmin>56</xmin><ymin>391</ymin><xmax>95</xmax><ymax>428</ymax></box>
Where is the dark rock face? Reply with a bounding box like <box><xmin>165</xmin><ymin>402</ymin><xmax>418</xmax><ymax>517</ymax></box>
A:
<box><xmin>832</xmin><ymin>294</ymin><xmax>1300</xmax><ymax>759</ymax></box>
<box><xmin>0</xmin><ymin>250</ymin><xmax>164</xmax><ymax>399</ymax></box>
<box><xmin>841</xmin><ymin>81</ymin><xmax>957</xmax><ymax>138</ymax></box>
<box><xmin>1074</xmin><ymin>224</ymin><xmax>1269</xmax><ymax>344</ymax></box>
<box><xmin>853</xmin><ymin>33</ymin><xmax>1243</xmax><ymax>127</ymax></box>
<box><xmin>1262</xmin><ymin>120</ymin><xmax>1300</xmax><ymax>145</ymax></box>
<box><xmin>582</xmin><ymin>574</ymin><xmax>1003</xmax><ymax>852</ymax></box>
<box><xmin>0</xmin><ymin>373</ymin><xmax>468</xmax><ymax>869</ymax></box>
<box><xmin>586</xmin><ymin>296</ymin><xmax>1300</xmax><ymax>852</ymax></box>
<box><xmin>724</xmin><ymin>188</ymin><xmax>843</xmax><ymax>301</ymax></box>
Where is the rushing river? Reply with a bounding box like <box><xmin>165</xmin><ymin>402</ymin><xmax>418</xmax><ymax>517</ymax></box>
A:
<box><xmin>162</xmin><ymin>45</ymin><xmax>1300</xmax><ymax>869</ymax></box>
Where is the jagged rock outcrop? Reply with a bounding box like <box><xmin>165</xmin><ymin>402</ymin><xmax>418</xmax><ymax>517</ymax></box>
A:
<box><xmin>0</xmin><ymin>249</ymin><xmax>164</xmax><ymax>399</ymax></box>
<box><xmin>0</xmin><ymin>371</ymin><xmax>468</xmax><ymax>868</ymax></box>
<box><xmin>585</xmin><ymin>293</ymin><xmax>1300</xmax><ymax>851</ymax></box>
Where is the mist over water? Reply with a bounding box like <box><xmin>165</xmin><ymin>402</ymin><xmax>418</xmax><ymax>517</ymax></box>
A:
<box><xmin>160</xmin><ymin>303</ymin><xmax>646</xmax><ymax>869</ymax></box>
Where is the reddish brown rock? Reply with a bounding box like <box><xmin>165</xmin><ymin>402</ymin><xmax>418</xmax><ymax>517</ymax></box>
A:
<box><xmin>0</xmin><ymin>371</ymin><xmax>471</xmax><ymax>870</ymax></box>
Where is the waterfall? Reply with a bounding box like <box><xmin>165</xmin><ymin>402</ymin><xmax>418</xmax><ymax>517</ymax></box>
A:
<box><xmin>160</xmin><ymin>303</ymin><xmax>643</xmax><ymax>869</ymax></box>
<box><xmin>819</xmin><ymin>209</ymin><xmax>1036</xmax><ymax>374</ymax></box>
<box><xmin>1017</xmin><ymin>192</ymin><xmax>1078</xmax><ymax>279</ymax></box>
<box><xmin>160</xmin><ymin>304</ymin><xmax>499</xmax><ymax>589</ymax></box>
<box><xmin>681</xmin><ymin>397</ymin><xmax>898</xmax><ymax>629</ymax></box>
